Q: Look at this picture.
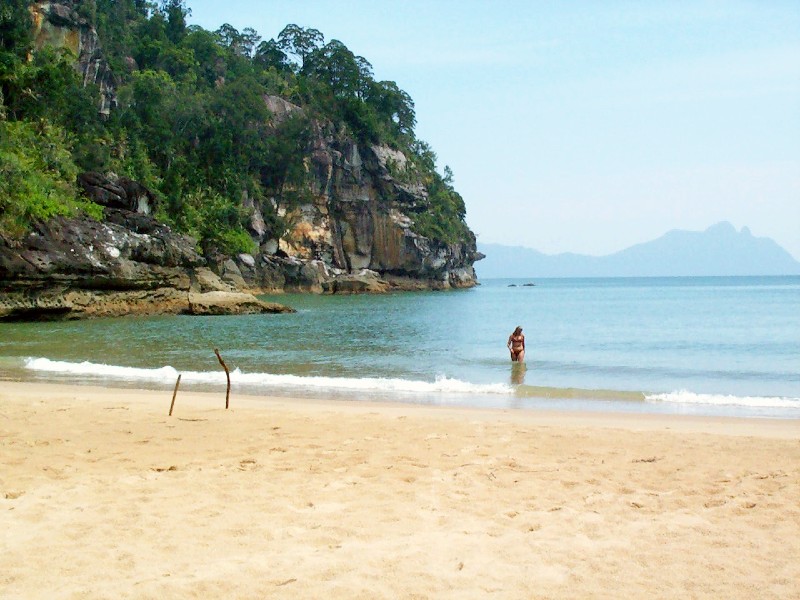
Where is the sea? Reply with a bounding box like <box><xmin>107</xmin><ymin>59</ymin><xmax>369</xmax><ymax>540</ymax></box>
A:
<box><xmin>1</xmin><ymin>276</ymin><xmax>798</xmax><ymax>419</ymax></box>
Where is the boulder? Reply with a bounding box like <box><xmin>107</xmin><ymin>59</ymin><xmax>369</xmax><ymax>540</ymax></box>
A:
<box><xmin>78</xmin><ymin>172</ymin><xmax>158</xmax><ymax>215</ymax></box>
<box><xmin>187</xmin><ymin>291</ymin><xmax>294</xmax><ymax>316</ymax></box>
<box><xmin>322</xmin><ymin>271</ymin><xmax>389</xmax><ymax>294</ymax></box>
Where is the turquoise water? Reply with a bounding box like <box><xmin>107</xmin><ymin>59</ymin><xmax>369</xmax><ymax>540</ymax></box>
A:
<box><xmin>1</xmin><ymin>276</ymin><xmax>798</xmax><ymax>418</ymax></box>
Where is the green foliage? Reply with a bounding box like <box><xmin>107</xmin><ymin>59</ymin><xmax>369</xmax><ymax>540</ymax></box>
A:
<box><xmin>254</xmin><ymin>39</ymin><xmax>291</xmax><ymax>74</ymax></box>
<box><xmin>180</xmin><ymin>188</ymin><xmax>255</xmax><ymax>255</ymax></box>
<box><xmin>412</xmin><ymin>175</ymin><xmax>470</xmax><ymax>245</ymax></box>
<box><xmin>76</xmin><ymin>0</ymin><xmax>98</xmax><ymax>24</ymax></box>
<box><xmin>162</xmin><ymin>0</ymin><xmax>190</xmax><ymax>45</ymax></box>
<box><xmin>367</xmin><ymin>80</ymin><xmax>416</xmax><ymax>139</ymax></box>
<box><xmin>0</xmin><ymin>5</ymin><xmax>471</xmax><ymax>252</ymax></box>
<box><xmin>1</xmin><ymin>45</ymin><xmax>100</xmax><ymax>130</ymax></box>
<box><xmin>0</xmin><ymin>121</ymin><xmax>102</xmax><ymax>236</ymax></box>
<box><xmin>0</xmin><ymin>0</ymin><xmax>32</xmax><ymax>58</ymax></box>
<box><xmin>277</xmin><ymin>24</ymin><xmax>323</xmax><ymax>70</ymax></box>
<box><xmin>409</xmin><ymin>143</ymin><xmax>469</xmax><ymax>245</ymax></box>
<box><xmin>108</xmin><ymin>132</ymin><xmax>163</xmax><ymax>193</ymax></box>
<box><xmin>260</xmin><ymin>114</ymin><xmax>311</xmax><ymax>199</ymax></box>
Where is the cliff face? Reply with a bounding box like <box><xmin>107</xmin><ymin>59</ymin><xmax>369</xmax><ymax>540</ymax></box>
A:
<box><xmin>30</xmin><ymin>1</ymin><xmax>117</xmax><ymax>115</ymax></box>
<box><xmin>228</xmin><ymin>98</ymin><xmax>481</xmax><ymax>293</ymax></box>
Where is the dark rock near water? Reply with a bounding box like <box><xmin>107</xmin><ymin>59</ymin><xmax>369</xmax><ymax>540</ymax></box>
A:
<box><xmin>0</xmin><ymin>211</ymin><xmax>294</xmax><ymax>320</ymax></box>
<box><xmin>186</xmin><ymin>292</ymin><xmax>293</xmax><ymax>317</ymax></box>
<box><xmin>321</xmin><ymin>271</ymin><xmax>389</xmax><ymax>294</ymax></box>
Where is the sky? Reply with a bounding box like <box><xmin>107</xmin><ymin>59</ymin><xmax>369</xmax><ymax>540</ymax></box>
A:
<box><xmin>186</xmin><ymin>1</ymin><xmax>800</xmax><ymax>260</ymax></box>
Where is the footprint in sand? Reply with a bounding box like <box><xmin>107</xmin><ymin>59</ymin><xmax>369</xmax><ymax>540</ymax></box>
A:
<box><xmin>237</xmin><ymin>458</ymin><xmax>259</xmax><ymax>471</ymax></box>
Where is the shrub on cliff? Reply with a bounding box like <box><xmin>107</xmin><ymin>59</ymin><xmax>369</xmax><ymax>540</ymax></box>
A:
<box><xmin>0</xmin><ymin>120</ymin><xmax>103</xmax><ymax>237</ymax></box>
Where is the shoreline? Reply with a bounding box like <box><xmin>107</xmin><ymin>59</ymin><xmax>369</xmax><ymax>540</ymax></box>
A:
<box><xmin>2</xmin><ymin>380</ymin><xmax>799</xmax><ymax>436</ymax></box>
<box><xmin>4</xmin><ymin>360</ymin><xmax>800</xmax><ymax>421</ymax></box>
<box><xmin>3</xmin><ymin>381</ymin><xmax>799</xmax><ymax>598</ymax></box>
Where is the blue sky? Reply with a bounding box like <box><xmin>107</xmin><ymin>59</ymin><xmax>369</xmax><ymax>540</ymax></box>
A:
<box><xmin>187</xmin><ymin>1</ymin><xmax>800</xmax><ymax>259</ymax></box>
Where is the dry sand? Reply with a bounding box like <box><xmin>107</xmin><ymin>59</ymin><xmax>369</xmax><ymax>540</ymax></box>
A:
<box><xmin>1</xmin><ymin>381</ymin><xmax>798</xmax><ymax>599</ymax></box>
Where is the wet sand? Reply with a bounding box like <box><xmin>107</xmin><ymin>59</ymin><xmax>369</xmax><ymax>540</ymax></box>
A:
<box><xmin>2</xmin><ymin>382</ymin><xmax>798</xmax><ymax>598</ymax></box>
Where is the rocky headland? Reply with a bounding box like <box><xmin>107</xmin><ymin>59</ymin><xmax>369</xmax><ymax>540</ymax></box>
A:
<box><xmin>0</xmin><ymin>2</ymin><xmax>482</xmax><ymax>320</ymax></box>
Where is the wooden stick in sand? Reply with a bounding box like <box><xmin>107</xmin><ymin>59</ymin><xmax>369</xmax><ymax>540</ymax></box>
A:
<box><xmin>214</xmin><ymin>348</ymin><xmax>231</xmax><ymax>409</ymax></box>
<box><xmin>168</xmin><ymin>374</ymin><xmax>182</xmax><ymax>416</ymax></box>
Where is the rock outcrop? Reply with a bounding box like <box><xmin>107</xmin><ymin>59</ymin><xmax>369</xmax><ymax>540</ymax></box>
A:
<box><xmin>224</xmin><ymin>101</ymin><xmax>482</xmax><ymax>293</ymax></box>
<box><xmin>0</xmin><ymin>210</ymin><xmax>294</xmax><ymax>320</ymax></box>
<box><xmin>30</xmin><ymin>1</ymin><xmax>117</xmax><ymax>116</ymax></box>
<box><xmin>78</xmin><ymin>172</ymin><xmax>157</xmax><ymax>215</ymax></box>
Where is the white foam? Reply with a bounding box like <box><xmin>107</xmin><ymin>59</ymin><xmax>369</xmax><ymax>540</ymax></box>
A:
<box><xmin>25</xmin><ymin>357</ymin><xmax>181</xmax><ymax>381</ymax></box>
<box><xmin>645</xmin><ymin>390</ymin><xmax>800</xmax><ymax>409</ymax></box>
<box><xmin>24</xmin><ymin>358</ymin><xmax>513</xmax><ymax>396</ymax></box>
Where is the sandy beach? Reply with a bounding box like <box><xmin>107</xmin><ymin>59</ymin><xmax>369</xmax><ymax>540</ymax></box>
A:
<box><xmin>1</xmin><ymin>382</ymin><xmax>798</xmax><ymax>599</ymax></box>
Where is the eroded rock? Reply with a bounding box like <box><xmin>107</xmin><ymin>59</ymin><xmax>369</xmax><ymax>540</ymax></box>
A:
<box><xmin>0</xmin><ymin>211</ymin><xmax>293</xmax><ymax>320</ymax></box>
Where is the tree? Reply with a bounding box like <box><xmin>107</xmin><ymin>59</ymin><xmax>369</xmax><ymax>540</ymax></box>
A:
<box><xmin>304</xmin><ymin>40</ymin><xmax>372</xmax><ymax>99</ymax></box>
<box><xmin>240</xmin><ymin>28</ymin><xmax>261</xmax><ymax>58</ymax></box>
<box><xmin>0</xmin><ymin>0</ymin><xmax>32</xmax><ymax>56</ymax></box>
<box><xmin>180</xmin><ymin>187</ymin><xmax>254</xmax><ymax>255</ymax></box>
<box><xmin>213</xmin><ymin>23</ymin><xmax>259</xmax><ymax>58</ymax></box>
<box><xmin>277</xmin><ymin>24</ymin><xmax>323</xmax><ymax>70</ymax></box>
<box><xmin>254</xmin><ymin>38</ymin><xmax>291</xmax><ymax>72</ymax></box>
<box><xmin>161</xmin><ymin>0</ymin><xmax>190</xmax><ymax>45</ymax></box>
<box><xmin>411</xmin><ymin>139</ymin><xmax>437</xmax><ymax>172</ymax></box>
<box><xmin>367</xmin><ymin>80</ymin><xmax>416</xmax><ymax>138</ymax></box>
<box><xmin>1</xmin><ymin>45</ymin><xmax>100</xmax><ymax>136</ymax></box>
<box><xmin>181</xmin><ymin>27</ymin><xmax>226</xmax><ymax>87</ymax></box>
<box><xmin>95</xmin><ymin>0</ymin><xmax>150</xmax><ymax>74</ymax></box>
<box><xmin>0</xmin><ymin>0</ymin><xmax>33</xmax><ymax>114</ymax></box>
<box><xmin>353</xmin><ymin>56</ymin><xmax>373</xmax><ymax>99</ymax></box>
<box><xmin>259</xmin><ymin>113</ymin><xmax>310</xmax><ymax>199</ymax></box>
<box><xmin>124</xmin><ymin>69</ymin><xmax>179</xmax><ymax>168</ymax></box>
<box><xmin>443</xmin><ymin>165</ymin><xmax>454</xmax><ymax>186</ymax></box>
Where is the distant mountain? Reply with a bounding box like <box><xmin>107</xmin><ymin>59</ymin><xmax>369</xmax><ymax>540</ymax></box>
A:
<box><xmin>476</xmin><ymin>222</ymin><xmax>800</xmax><ymax>278</ymax></box>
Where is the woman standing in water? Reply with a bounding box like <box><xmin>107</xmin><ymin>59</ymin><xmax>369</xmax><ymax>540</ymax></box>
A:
<box><xmin>507</xmin><ymin>326</ymin><xmax>525</xmax><ymax>362</ymax></box>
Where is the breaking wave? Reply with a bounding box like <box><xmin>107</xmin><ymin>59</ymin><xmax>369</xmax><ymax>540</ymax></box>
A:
<box><xmin>23</xmin><ymin>358</ymin><xmax>514</xmax><ymax>396</ymax></box>
<box><xmin>645</xmin><ymin>390</ymin><xmax>800</xmax><ymax>409</ymax></box>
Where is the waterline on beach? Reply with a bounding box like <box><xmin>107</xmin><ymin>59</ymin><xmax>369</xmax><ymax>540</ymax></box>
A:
<box><xmin>18</xmin><ymin>357</ymin><xmax>800</xmax><ymax>419</ymax></box>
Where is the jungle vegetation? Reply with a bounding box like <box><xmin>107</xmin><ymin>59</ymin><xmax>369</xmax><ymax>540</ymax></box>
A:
<box><xmin>0</xmin><ymin>0</ymin><xmax>470</xmax><ymax>252</ymax></box>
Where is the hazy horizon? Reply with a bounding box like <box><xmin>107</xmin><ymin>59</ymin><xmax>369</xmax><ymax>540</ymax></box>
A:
<box><xmin>479</xmin><ymin>220</ymin><xmax>800</xmax><ymax>261</ymax></box>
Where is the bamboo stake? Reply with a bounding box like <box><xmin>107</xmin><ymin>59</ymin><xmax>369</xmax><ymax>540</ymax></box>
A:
<box><xmin>214</xmin><ymin>348</ymin><xmax>231</xmax><ymax>409</ymax></box>
<box><xmin>169</xmin><ymin>374</ymin><xmax>181</xmax><ymax>416</ymax></box>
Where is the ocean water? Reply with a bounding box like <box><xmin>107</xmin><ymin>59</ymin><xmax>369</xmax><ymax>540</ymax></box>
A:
<box><xmin>1</xmin><ymin>276</ymin><xmax>798</xmax><ymax>419</ymax></box>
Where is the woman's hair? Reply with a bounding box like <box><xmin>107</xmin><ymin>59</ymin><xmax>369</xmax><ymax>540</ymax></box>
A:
<box><xmin>513</xmin><ymin>326</ymin><xmax>523</xmax><ymax>335</ymax></box>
